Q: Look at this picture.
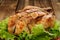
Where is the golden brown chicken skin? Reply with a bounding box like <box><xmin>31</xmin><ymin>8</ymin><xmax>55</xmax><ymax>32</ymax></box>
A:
<box><xmin>37</xmin><ymin>13</ymin><xmax>55</xmax><ymax>28</ymax></box>
<box><xmin>8</xmin><ymin>6</ymin><xmax>55</xmax><ymax>35</ymax></box>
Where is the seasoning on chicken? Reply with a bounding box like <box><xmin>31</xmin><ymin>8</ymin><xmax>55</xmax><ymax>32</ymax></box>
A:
<box><xmin>8</xmin><ymin>6</ymin><xmax>55</xmax><ymax>35</ymax></box>
<box><xmin>8</xmin><ymin>15</ymin><xmax>18</xmax><ymax>34</ymax></box>
<box><xmin>37</xmin><ymin>13</ymin><xmax>55</xmax><ymax>28</ymax></box>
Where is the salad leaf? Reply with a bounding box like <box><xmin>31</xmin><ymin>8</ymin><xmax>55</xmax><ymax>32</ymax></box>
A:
<box><xmin>18</xmin><ymin>31</ymin><xmax>28</xmax><ymax>40</ymax></box>
<box><xmin>0</xmin><ymin>18</ymin><xmax>8</xmax><ymax>30</ymax></box>
<box><xmin>31</xmin><ymin>24</ymin><xmax>44</xmax><ymax>36</ymax></box>
<box><xmin>0</xmin><ymin>29</ymin><xmax>15</xmax><ymax>40</ymax></box>
<box><xmin>25</xmin><ymin>24</ymin><xmax>53</xmax><ymax>40</ymax></box>
<box><xmin>49</xmin><ymin>20</ymin><xmax>60</xmax><ymax>38</ymax></box>
<box><xmin>53</xmin><ymin>20</ymin><xmax>60</xmax><ymax>30</ymax></box>
<box><xmin>32</xmin><ymin>35</ymin><xmax>50</xmax><ymax>40</ymax></box>
<box><xmin>0</xmin><ymin>18</ymin><xmax>15</xmax><ymax>40</ymax></box>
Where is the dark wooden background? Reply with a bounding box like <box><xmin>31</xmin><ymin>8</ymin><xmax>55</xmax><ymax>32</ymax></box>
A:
<box><xmin>0</xmin><ymin>0</ymin><xmax>60</xmax><ymax>20</ymax></box>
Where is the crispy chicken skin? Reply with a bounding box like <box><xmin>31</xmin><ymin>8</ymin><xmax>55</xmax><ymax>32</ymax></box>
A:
<box><xmin>37</xmin><ymin>13</ymin><xmax>55</xmax><ymax>28</ymax></box>
<box><xmin>8</xmin><ymin>6</ymin><xmax>55</xmax><ymax>34</ymax></box>
<box><xmin>8</xmin><ymin>15</ymin><xmax>17</xmax><ymax>34</ymax></box>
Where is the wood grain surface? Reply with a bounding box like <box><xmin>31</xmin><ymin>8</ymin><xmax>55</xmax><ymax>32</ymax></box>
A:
<box><xmin>0</xmin><ymin>0</ymin><xmax>60</xmax><ymax>21</ymax></box>
<box><xmin>0</xmin><ymin>0</ymin><xmax>17</xmax><ymax>20</ymax></box>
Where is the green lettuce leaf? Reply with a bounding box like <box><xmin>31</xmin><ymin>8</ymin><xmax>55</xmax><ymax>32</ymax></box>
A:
<box><xmin>25</xmin><ymin>24</ymin><xmax>53</xmax><ymax>40</ymax></box>
<box><xmin>49</xmin><ymin>20</ymin><xmax>60</xmax><ymax>38</ymax></box>
<box><xmin>0</xmin><ymin>18</ymin><xmax>15</xmax><ymax>40</ymax></box>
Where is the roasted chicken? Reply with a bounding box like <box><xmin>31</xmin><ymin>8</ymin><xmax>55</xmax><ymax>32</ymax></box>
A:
<box><xmin>8</xmin><ymin>6</ymin><xmax>55</xmax><ymax>35</ymax></box>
